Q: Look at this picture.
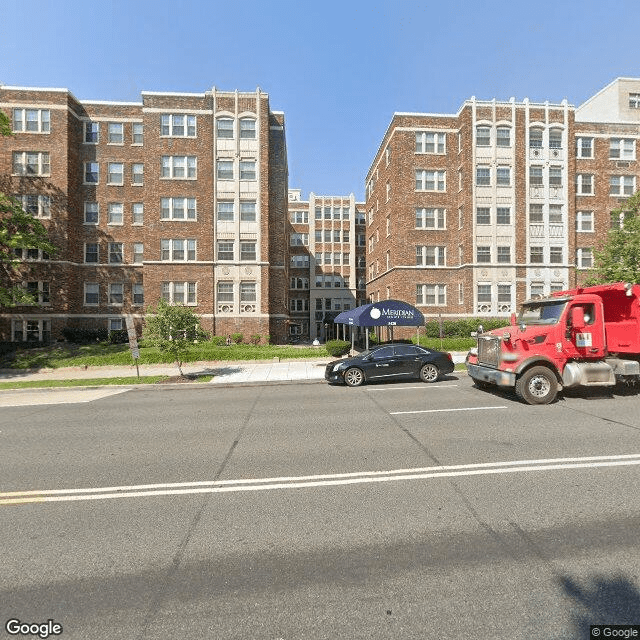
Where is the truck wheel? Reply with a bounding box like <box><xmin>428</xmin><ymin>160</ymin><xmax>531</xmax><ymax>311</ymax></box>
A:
<box><xmin>515</xmin><ymin>366</ymin><xmax>558</xmax><ymax>405</ymax></box>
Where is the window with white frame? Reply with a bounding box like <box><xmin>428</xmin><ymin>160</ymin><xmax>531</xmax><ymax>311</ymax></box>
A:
<box><xmin>416</xmin><ymin>284</ymin><xmax>446</xmax><ymax>306</ymax></box>
<box><xmin>530</xmin><ymin>282</ymin><xmax>545</xmax><ymax>299</ymax></box>
<box><xmin>161</xmin><ymin>239</ymin><xmax>196</xmax><ymax>261</ymax></box>
<box><xmin>240</xmin><ymin>201</ymin><xmax>256</xmax><ymax>222</ymax></box>
<box><xmin>109</xmin><ymin>242</ymin><xmax>124</xmax><ymax>263</ymax></box>
<box><xmin>132</xmin><ymin>123</ymin><xmax>143</xmax><ymax>144</ymax></box>
<box><xmin>416</xmin><ymin>246</ymin><xmax>446</xmax><ymax>266</ymax></box>
<box><xmin>160</xmin><ymin>114</ymin><xmax>196</xmax><ymax>137</ymax></box>
<box><xmin>216</xmin><ymin>281</ymin><xmax>234</xmax><ymax>306</ymax></box>
<box><xmin>240</xmin><ymin>242</ymin><xmax>256</xmax><ymax>261</ymax></box>
<box><xmin>25</xmin><ymin>281</ymin><xmax>50</xmax><ymax>305</ymax></box>
<box><xmin>290</xmin><ymin>210</ymin><xmax>308</xmax><ymax>224</ymax></box>
<box><xmin>476</xmin><ymin>207</ymin><xmax>490</xmax><ymax>225</ymax></box>
<box><xmin>290</xmin><ymin>255</ymin><xmax>309</xmax><ymax>268</ymax></box>
<box><xmin>476</xmin><ymin>165</ymin><xmax>491</xmax><ymax>186</ymax></box>
<box><xmin>163</xmin><ymin>282</ymin><xmax>196</xmax><ymax>305</ymax></box>
<box><xmin>108</xmin><ymin>123</ymin><xmax>123</xmax><ymax>144</ymax></box>
<box><xmin>576</xmin><ymin>137</ymin><xmax>593</xmax><ymax>158</ymax></box>
<box><xmin>239</xmin><ymin>160</ymin><xmax>256</xmax><ymax>180</ymax></box>
<box><xmin>240</xmin><ymin>282</ymin><xmax>256</xmax><ymax>307</ymax></box>
<box><xmin>529</xmin><ymin>128</ymin><xmax>543</xmax><ymax>148</ymax></box>
<box><xmin>549</xmin><ymin>246</ymin><xmax>563</xmax><ymax>264</ymax></box>
<box><xmin>84</xmin><ymin>121</ymin><xmax>99</xmax><ymax>143</ymax></box>
<box><xmin>415</xmin><ymin>131</ymin><xmax>446</xmax><ymax>154</ymax></box>
<box><xmin>217</xmin><ymin>201</ymin><xmax>234</xmax><ymax>221</ymax></box>
<box><xmin>476</xmin><ymin>126</ymin><xmax>491</xmax><ymax>147</ymax></box>
<box><xmin>133</xmin><ymin>283</ymin><xmax>144</xmax><ymax>305</ymax></box>
<box><xmin>630</xmin><ymin>94</ymin><xmax>640</xmax><ymax>109</ymax></box>
<box><xmin>109</xmin><ymin>318</ymin><xmax>123</xmax><ymax>332</ymax></box>
<box><xmin>529</xmin><ymin>204</ymin><xmax>543</xmax><ymax>223</ymax></box>
<box><xmin>415</xmin><ymin>170</ymin><xmax>445</xmax><ymax>191</ymax></box>
<box><xmin>577</xmin><ymin>248</ymin><xmax>593</xmax><ymax>268</ymax></box>
<box><xmin>13</xmin><ymin>108</ymin><xmax>50</xmax><ymax>133</ymax></box>
<box><xmin>496</xmin><ymin>166</ymin><xmax>511</xmax><ymax>186</ymax></box>
<box><xmin>17</xmin><ymin>194</ymin><xmax>51</xmax><ymax>218</ymax></box>
<box><xmin>530</xmin><ymin>246</ymin><xmax>544</xmax><ymax>263</ymax></box>
<box><xmin>84</xmin><ymin>162</ymin><xmax>99</xmax><ymax>184</ymax></box>
<box><xmin>108</xmin><ymin>203</ymin><xmax>123</xmax><ymax>225</ymax></box>
<box><xmin>107</xmin><ymin>162</ymin><xmax>124</xmax><ymax>185</ymax></box>
<box><xmin>132</xmin><ymin>163</ymin><xmax>144</xmax><ymax>185</ymax></box>
<box><xmin>549</xmin><ymin>128</ymin><xmax>563</xmax><ymax>149</ymax></box>
<box><xmin>109</xmin><ymin>283</ymin><xmax>124</xmax><ymax>305</ymax></box>
<box><xmin>84</xmin><ymin>202</ymin><xmax>99</xmax><ymax>224</ymax></box>
<box><xmin>497</xmin><ymin>246</ymin><xmax>511</xmax><ymax>263</ymax></box>
<box><xmin>496</xmin><ymin>207</ymin><xmax>511</xmax><ymax>225</ymax></box>
<box><xmin>550</xmin><ymin>282</ymin><xmax>565</xmax><ymax>293</ymax></box>
<box><xmin>12</xmin><ymin>319</ymin><xmax>51</xmax><ymax>342</ymax></box>
<box><xmin>576</xmin><ymin>211</ymin><xmax>593</xmax><ymax>232</ymax></box>
<box><xmin>161</xmin><ymin>197</ymin><xmax>196</xmax><ymax>220</ymax></box>
<box><xmin>132</xmin><ymin>203</ymin><xmax>144</xmax><ymax>225</ymax></box>
<box><xmin>161</xmin><ymin>156</ymin><xmax>197</xmax><ymax>179</ymax></box>
<box><xmin>610</xmin><ymin>175</ymin><xmax>636</xmax><ymax>196</ymax></box>
<box><xmin>290</xmin><ymin>233</ymin><xmax>308</xmax><ymax>246</ymax></box>
<box><xmin>576</xmin><ymin>174</ymin><xmax>594</xmax><ymax>195</ymax></box>
<box><xmin>239</xmin><ymin>118</ymin><xmax>256</xmax><ymax>139</ymax></box>
<box><xmin>476</xmin><ymin>246</ymin><xmax>491</xmax><ymax>263</ymax></box>
<box><xmin>496</xmin><ymin>126</ymin><xmax>511</xmax><ymax>147</ymax></box>
<box><xmin>529</xmin><ymin>165</ymin><xmax>543</xmax><ymax>186</ymax></box>
<box><xmin>498</xmin><ymin>284</ymin><xmax>512</xmax><ymax>308</ymax></box>
<box><xmin>133</xmin><ymin>243</ymin><xmax>144</xmax><ymax>263</ymax></box>
<box><xmin>15</xmin><ymin>247</ymin><xmax>49</xmax><ymax>261</ymax></box>
<box><xmin>290</xmin><ymin>277</ymin><xmax>309</xmax><ymax>289</ymax></box>
<box><xmin>13</xmin><ymin>152</ymin><xmax>50</xmax><ymax>176</ymax></box>
<box><xmin>609</xmin><ymin>138</ymin><xmax>635</xmax><ymax>160</ymax></box>
<box><xmin>84</xmin><ymin>283</ymin><xmax>99</xmax><ymax>305</ymax></box>
<box><xmin>477</xmin><ymin>284</ymin><xmax>492</xmax><ymax>305</ymax></box>
<box><xmin>84</xmin><ymin>243</ymin><xmax>99</xmax><ymax>263</ymax></box>
<box><xmin>416</xmin><ymin>207</ymin><xmax>446</xmax><ymax>229</ymax></box>
<box><xmin>549</xmin><ymin>204</ymin><xmax>563</xmax><ymax>223</ymax></box>
<box><xmin>549</xmin><ymin>165</ymin><xmax>563</xmax><ymax>187</ymax></box>
<box><xmin>290</xmin><ymin>298</ymin><xmax>309</xmax><ymax>312</ymax></box>
<box><xmin>216</xmin><ymin>160</ymin><xmax>233</xmax><ymax>180</ymax></box>
<box><xmin>217</xmin><ymin>241</ymin><xmax>234</xmax><ymax>260</ymax></box>
<box><xmin>216</xmin><ymin>118</ymin><xmax>234</xmax><ymax>138</ymax></box>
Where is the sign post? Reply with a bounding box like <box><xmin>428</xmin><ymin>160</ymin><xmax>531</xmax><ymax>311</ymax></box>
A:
<box><xmin>125</xmin><ymin>315</ymin><xmax>140</xmax><ymax>379</ymax></box>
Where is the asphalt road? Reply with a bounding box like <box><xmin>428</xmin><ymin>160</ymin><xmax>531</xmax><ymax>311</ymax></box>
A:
<box><xmin>1</xmin><ymin>375</ymin><xmax>640</xmax><ymax>639</ymax></box>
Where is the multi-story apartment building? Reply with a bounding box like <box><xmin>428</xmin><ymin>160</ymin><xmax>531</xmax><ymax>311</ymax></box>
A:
<box><xmin>0</xmin><ymin>85</ymin><xmax>290</xmax><ymax>342</ymax></box>
<box><xmin>365</xmin><ymin>77</ymin><xmax>640</xmax><ymax>328</ymax></box>
<box><xmin>287</xmin><ymin>189</ymin><xmax>366</xmax><ymax>341</ymax></box>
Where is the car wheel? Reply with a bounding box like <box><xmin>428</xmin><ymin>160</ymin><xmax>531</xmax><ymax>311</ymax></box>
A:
<box><xmin>344</xmin><ymin>367</ymin><xmax>364</xmax><ymax>387</ymax></box>
<box><xmin>515</xmin><ymin>366</ymin><xmax>558</xmax><ymax>405</ymax></box>
<box><xmin>420</xmin><ymin>363</ymin><xmax>440</xmax><ymax>383</ymax></box>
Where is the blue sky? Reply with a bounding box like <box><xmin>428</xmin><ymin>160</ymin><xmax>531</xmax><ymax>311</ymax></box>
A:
<box><xmin>2</xmin><ymin>0</ymin><xmax>640</xmax><ymax>200</ymax></box>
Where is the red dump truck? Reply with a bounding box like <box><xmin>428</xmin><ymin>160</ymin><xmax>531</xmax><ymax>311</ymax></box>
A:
<box><xmin>466</xmin><ymin>282</ymin><xmax>640</xmax><ymax>404</ymax></box>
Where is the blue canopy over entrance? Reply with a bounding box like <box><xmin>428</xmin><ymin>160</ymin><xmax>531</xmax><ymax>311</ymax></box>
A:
<box><xmin>333</xmin><ymin>299</ymin><xmax>425</xmax><ymax>327</ymax></box>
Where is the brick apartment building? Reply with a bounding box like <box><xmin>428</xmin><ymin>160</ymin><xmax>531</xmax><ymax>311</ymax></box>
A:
<box><xmin>0</xmin><ymin>85</ymin><xmax>290</xmax><ymax>343</ymax></box>
<box><xmin>365</xmin><ymin>77</ymin><xmax>640</xmax><ymax>329</ymax></box>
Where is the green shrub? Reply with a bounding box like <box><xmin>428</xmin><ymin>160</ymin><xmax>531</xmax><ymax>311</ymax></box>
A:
<box><xmin>250</xmin><ymin>334</ymin><xmax>261</xmax><ymax>345</ymax></box>
<box><xmin>210</xmin><ymin>336</ymin><xmax>227</xmax><ymax>346</ymax></box>
<box><xmin>325</xmin><ymin>339</ymin><xmax>351</xmax><ymax>357</ymax></box>
<box><xmin>232</xmin><ymin>333</ymin><xmax>244</xmax><ymax>344</ymax></box>
<box><xmin>424</xmin><ymin>317</ymin><xmax>508</xmax><ymax>338</ymax></box>
<box><xmin>108</xmin><ymin>329</ymin><xmax>129</xmax><ymax>344</ymax></box>
<box><xmin>62</xmin><ymin>327</ymin><xmax>109</xmax><ymax>343</ymax></box>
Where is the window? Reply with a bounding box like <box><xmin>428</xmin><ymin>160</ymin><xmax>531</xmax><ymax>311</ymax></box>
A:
<box><xmin>13</xmin><ymin>152</ymin><xmax>50</xmax><ymax>176</ymax></box>
<box><xmin>84</xmin><ymin>121</ymin><xmax>99</xmax><ymax>143</ymax></box>
<box><xmin>530</xmin><ymin>246</ymin><xmax>544</xmax><ymax>264</ymax></box>
<box><xmin>109</xmin><ymin>283</ymin><xmax>124</xmax><ymax>305</ymax></box>
<box><xmin>415</xmin><ymin>170</ymin><xmax>445</xmax><ymax>191</ymax></box>
<box><xmin>290</xmin><ymin>255</ymin><xmax>309</xmax><ymax>268</ymax></box>
<box><xmin>240</xmin><ymin>201</ymin><xmax>256</xmax><ymax>222</ymax></box>
<box><xmin>217</xmin><ymin>118</ymin><xmax>234</xmax><ymax>138</ymax></box>
<box><xmin>577</xmin><ymin>211</ymin><xmax>593</xmax><ymax>232</ymax></box>
<box><xmin>240</xmin><ymin>118</ymin><xmax>256</xmax><ymax>139</ymax></box>
<box><xmin>476</xmin><ymin>126</ymin><xmax>491</xmax><ymax>147</ymax></box>
<box><xmin>416</xmin><ymin>284</ymin><xmax>446</xmax><ymax>306</ymax></box>
<box><xmin>476</xmin><ymin>166</ymin><xmax>491</xmax><ymax>186</ymax></box>
<box><xmin>161</xmin><ymin>156</ymin><xmax>197</xmax><ymax>179</ymax></box>
<box><xmin>240</xmin><ymin>242</ymin><xmax>256</xmax><ymax>261</ymax></box>
<box><xmin>132</xmin><ymin>203</ymin><xmax>144</xmax><ymax>225</ymax></box>
<box><xmin>498</xmin><ymin>285</ymin><xmax>512</xmax><ymax>307</ymax></box>
<box><xmin>496</xmin><ymin>126</ymin><xmax>511</xmax><ymax>147</ymax></box>
<box><xmin>576</xmin><ymin>137</ymin><xmax>593</xmax><ymax>158</ymax></box>
<box><xmin>549</xmin><ymin>128</ymin><xmax>562</xmax><ymax>149</ymax></box>
<box><xmin>239</xmin><ymin>160</ymin><xmax>256</xmax><ymax>180</ymax></box>
<box><xmin>529</xmin><ymin>128</ymin><xmax>543</xmax><ymax>148</ymax></box>
<box><xmin>132</xmin><ymin>163</ymin><xmax>144</xmax><ymax>185</ymax></box>
<box><xmin>217</xmin><ymin>202</ymin><xmax>234</xmax><ymax>221</ymax></box>
<box><xmin>217</xmin><ymin>282</ymin><xmax>234</xmax><ymax>304</ymax></box>
<box><xmin>530</xmin><ymin>282</ymin><xmax>545</xmax><ymax>299</ymax></box>
<box><xmin>17</xmin><ymin>195</ymin><xmax>50</xmax><ymax>218</ymax></box>
<box><xmin>25</xmin><ymin>281</ymin><xmax>50</xmax><ymax>305</ymax></box>
<box><xmin>477</xmin><ymin>284</ymin><xmax>492</xmax><ymax>305</ymax></box>
<box><xmin>290</xmin><ymin>276</ymin><xmax>309</xmax><ymax>289</ymax></box>
<box><xmin>161</xmin><ymin>197</ymin><xmax>197</xmax><ymax>220</ymax></box>
<box><xmin>529</xmin><ymin>204</ymin><xmax>543</xmax><ymax>223</ymax></box>
<box><xmin>217</xmin><ymin>241</ymin><xmax>234</xmax><ymax>260</ymax></box>
<box><xmin>415</xmin><ymin>131</ymin><xmax>445</xmax><ymax>154</ymax></box>
<box><xmin>290</xmin><ymin>299</ymin><xmax>309</xmax><ymax>312</ymax></box>
<box><xmin>160</xmin><ymin>114</ymin><xmax>196</xmax><ymax>137</ymax></box>
<box><xmin>476</xmin><ymin>207</ymin><xmax>490</xmax><ymax>225</ymax></box>
<box><xmin>576</xmin><ymin>174</ymin><xmax>594</xmax><ymax>195</ymax></box>
<box><xmin>133</xmin><ymin>243</ymin><xmax>144</xmax><ymax>263</ymax></box>
<box><xmin>497</xmin><ymin>246</ymin><xmax>511</xmax><ymax>263</ymax></box>
<box><xmin>13</xmin><ymin>108</ymin><xmax>50</xmax><ymax>133</ymax></box>
<box><xmin>416</xmin><ymin>208</ymin><xmax>446</xmax><ymax>229</ymax></box>
<box><xmin>497</xmin><ymin>207</ymin><xmax>511</xmax><ymax>225</ymax></box>
<box><xmin>84</xmin><ymin>283</ymin><xmax>99</xmax><ymax>305</ymax></box>
<box><xmin>476</xmin><ymin>246</ymin><xmax>491</xmax><ymax>263</ymax></box>
<box><xmin>610</xmin><ymin>175</ymin><xmax>635</xmax><ymax>196</ymax></box>
<box><xmin>108</xmin><ymin>203</ymin><xmax>123</xmax><ymax>225</ymax></box>
<box><xmin>84</xmin><ymin>243</ymin><xmax>99</xmax><ymax>263</ymax></box>
<box><xmin>109</xmin><ymin>242</ymin><xmax>124</xmax><ymax>263</ymax></box>
<box><xmin>132</xmin><ymin>123</ymin><xmax>144</xmax><ymax>144</ymax></box>
<box><xmin>290</xmin><ymin>210</ymin><xmax>308</xmax><ymax>224</ymax></box>
<box><xmin>217</xmin><ymin>160</ymin><xmax>234</xmax><ymax>180</ymax></box>
<box><xmin>163</xmin><ymin>282</ymin><xmax>196</xmax><ymax>305</ymax></box>
<box><xmin>133</xmin><ymin>284</ymin><xmax>144</xmax><ymax>305</ymax></box>
<box><xmin>84</xmin><ymin>202</ymin><xmax>99</xmax><ymax>224</ymax></box>
<box><xmin>240</xmin><ymin>282</ymin><xmax>256</xmax><ymax>304</ymax></box>
<box><xmin>290</xmin><ymin>233</ymin><xmax>308</xmax><ymax>246</ymax></box>
<box><xmin>15</xmin><ymin>247</ymin><xmax>49</xmax><ymax>261</ymax></box>
<box><xmin>84</xmin><ymin>162</ymin><xmax>99</xmax><ymax>184</ymax></box>
<box><xmin>529</xmin><ymin>165</ymin><xmax>543</xmax><ymax>186</ymax></box>
<box><xmin>549</xmin><ymin>165</ymin><xmax>562</xmax><ymax>187</ymax></box>
<box><xmin>109</xmin><ymin>318</ymin><xmax>123</xmax><ymax>332</ymax></box>
<box><xmin>610</xmin><ymin>138</ymin><xmax>635</xmax><ymax>160</ymax></box>
<box><xmin>549</xmin><ymin>246</ymin><xmax>563</xmax><ymax>264</ymax></box>
<box><xmin>108</xmin><ymin>123</ymin><xmax>124</xmax><ymax>144</ymax></box>
<box><xmin>630</xmin><ymin>94</ymin><xmax>640</xmax><ymax>109</ymax></box>
<box><xmin>161</xmin><ymin>239</ymin><xmax>196</xmax><ymax>261</ymax></box>
<box><xmin>107</xmin><ymin>162</ymin><xmax>124</xmax><ymax>185</ymax></box>
<box><xmin>12</xmin><ymin>319</ymin><xmax>51</xmax><ymax>343</ymax></box>
<box><xmin>549</xmin><ymin>204</ymin><xmax>563</xmax><ymax>223</ymax></box>
<box><xmin>496</xmin><ymin>166</ymin><xmax>511</xmax><ymax>186</ymax></box>
<box><xmin>416</xmin><ymin>246</ymin><xmax>446</xmax><ymax>266</ymax></box>
<box><xmin>577</xmin><ymin>248</ymin><xmax>593</xmax><ymax>268</ymax></box>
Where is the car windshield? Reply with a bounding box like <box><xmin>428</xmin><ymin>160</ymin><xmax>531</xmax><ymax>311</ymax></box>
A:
<box><xmin>517</xmin><ymin>300</ymin><xmax>567</xmax><ymax>325</ymax></box>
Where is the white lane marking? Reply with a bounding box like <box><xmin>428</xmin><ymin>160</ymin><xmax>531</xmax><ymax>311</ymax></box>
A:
<box><xmin>390</xmin><ymin>405</ymin><xmax>507</xmax><ymax>415</ymax></box>
<box><xmin>0</xmin><ymin>388</ymin><xmax>130</xmax><ymax>407</ymax></box>
<box><xmin>3</xmin><ymin>453</ymin><xmax>640</xmax><ymax>506</ymax></box>
<box><xmin>368</xmin><ymin>385</ymin><xmax>458</xmax><ymax>392</ymax></box>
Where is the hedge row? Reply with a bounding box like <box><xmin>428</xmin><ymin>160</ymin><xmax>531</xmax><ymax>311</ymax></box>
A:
<box><xmin>423</xmin><ymin>317</ymin><xmax>507</xmax><ymax>338</ymax></box>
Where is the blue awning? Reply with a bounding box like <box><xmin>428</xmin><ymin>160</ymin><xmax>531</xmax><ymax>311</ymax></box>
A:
<box><xmin>333</xmin><ymin>299</ymin><xmax>425</xmax><ymax>327</ymax></box>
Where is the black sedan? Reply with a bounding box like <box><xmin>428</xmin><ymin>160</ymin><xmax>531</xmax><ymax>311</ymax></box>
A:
<box><xmin>325</xmin><ymin>343</ymin><xmax>454</xmax><ymax>387</ymax></box>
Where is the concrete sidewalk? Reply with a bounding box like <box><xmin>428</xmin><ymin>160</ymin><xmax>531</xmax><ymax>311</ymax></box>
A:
<box><xmin>0</xmin><ymin>353</ymin><xmax>468</xmax><ymax>387</ymax></box>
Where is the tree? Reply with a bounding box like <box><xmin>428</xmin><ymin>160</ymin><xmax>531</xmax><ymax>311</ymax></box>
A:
<box><xmin>1</xmin><ymin>112</ymin><xmax>57</xmax><ymax>306</ymax></box>
<box><xmin>142</xmin><ymin>299</ymin><xmax>208</xmax><ymax>376</ymax></box>
<box><xmin>586</xmin><ymin>190</ymin><xmax>640</xmax><ymax>285</ymax></box>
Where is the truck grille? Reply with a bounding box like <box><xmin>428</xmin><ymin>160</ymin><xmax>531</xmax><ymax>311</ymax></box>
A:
<box><xmin>478</xmin><ymin>335</ymin><xmax>501</xmax><ymax>368</ymax></box>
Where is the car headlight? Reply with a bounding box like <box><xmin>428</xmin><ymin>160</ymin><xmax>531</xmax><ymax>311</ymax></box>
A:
<box><xmin>332</xmin><ymin>363</ymin><xmax>344</xmax><ymax>372</ymax></box>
